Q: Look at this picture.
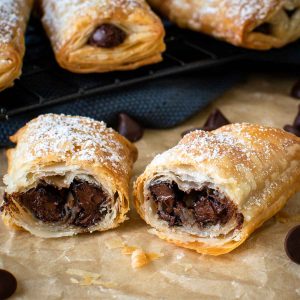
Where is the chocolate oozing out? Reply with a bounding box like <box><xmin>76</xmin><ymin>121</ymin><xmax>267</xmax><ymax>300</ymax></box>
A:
<box><xmin>284</xmin><ymin>225</ymin><xmax>300</xmax><ymax>264</ymax></box>
<box><xmin>18</xmin><ymin>184</ymin><xmax>68</xmax><ymax>223</ymax></box>
<box><xmin>0</xmin><ymin>269</ymin><xmax>17</xmax><ymax>299</ymax></box>
<box><xmin>15</xmin><ymin>179</ymin><xmax>109</xmax><ymax>228</ymax></box>
<box><xmin>149</xmin><ymin>181</ymin><xmax>243</xmax><ymax>229</ymax></box>
<box><xmin>253</xmin><ymin>23</ymin><xmax>272</xmax><ymax>35</ymax></box>
<box><xmin>117</xmin><ymin>113</ymin><xmax>144</xmax><ymax>142</ymax></box>
<box><xmin>181</xmin><ymin>108</ymin><xmax>230</xmax><ymax>137</ymax></box>
<box><xmin>290</xmin><ymin>80</ymin><xmax>300</xmax><ymax>99</ymax></box>
<box><xmin>283</xmin><ymin>105</ymin><xmax>300</xmax><ymax>137</ymax></box>
<box><xmin>88</xmin><ymin>24</ymin><xmax>127</xmax><ymax>48</ymax></box>
<box><xmin>69</xmin><ymin>180</ymin><xmax>108</xmax><ymax>227</ymax></box>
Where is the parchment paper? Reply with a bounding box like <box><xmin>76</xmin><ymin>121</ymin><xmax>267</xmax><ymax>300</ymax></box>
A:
<box><xmin>0</xmin><ymin>73</ymin><xmax>300</xmax><ymax>299</ymax></box>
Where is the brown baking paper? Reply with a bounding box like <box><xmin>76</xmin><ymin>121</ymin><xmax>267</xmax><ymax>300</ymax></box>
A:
<box><xmin>0</xmin><ymin>74</ymin><xmax>300</xmax><ymax>299</ymax></box>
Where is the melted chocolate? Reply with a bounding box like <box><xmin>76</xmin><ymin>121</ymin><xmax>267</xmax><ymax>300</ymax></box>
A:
<box><xmin>88</xmin><ymin>24</ymin><xmax>126</xmax><ymax>48</ymax></box>
<box><xmin>0</xmin><ymin>269</ymin><xmax>17</xmax><ymax>299</ymax></box>
<box><xmin>69</xmin><ymin>180</ymin><xmax>108</xmax><ymax>227</ymax></box>
<box><xmin>13</xmin><ymin>179</ymin><xmax>109</xmax><ymax>228</ymax></box>
<box><xmin>149</xmin><ymin>181</ymin><xmax>242</xmax><ymax>229</ymax></box>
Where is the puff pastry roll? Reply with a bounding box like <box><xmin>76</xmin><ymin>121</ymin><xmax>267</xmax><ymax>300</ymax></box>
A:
<box><xmin>0</xmin><ymin>0</ymin><xmax>33</xmax><ymax>91</ymax></box>
<box><xmin>134</xmin><ymin>123</ymin><xmax>300</xmax><ymax>255</ymax></box>
<box><xmin>39</xmin><ymin>0</ymin><xmax>165</xmax><ymax>73</ymax></box>
<box><xmin>1</xmin><ymin>114</ymin><xmax>137</xmax><ymax>238</ymax></box>
<box><xmin>148</xmin><ymin>0</ymin><xmax>300</xmax><ymax>50</ymax></box>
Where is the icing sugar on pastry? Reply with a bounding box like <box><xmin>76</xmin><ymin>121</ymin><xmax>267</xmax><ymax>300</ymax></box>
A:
<box><xmin>0</xmin><ymin>0</ymin><xmax>21</xmax><ymax>44</ymax></box>
<box><xmin>13</xmin><ymin>114</ymin><xmax>127</xmax><ymax>172</ymax></box>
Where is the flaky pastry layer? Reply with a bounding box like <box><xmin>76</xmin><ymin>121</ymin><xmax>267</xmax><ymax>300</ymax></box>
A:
<box><xmin>39</xmin><ymin>0</ymin><xmax>166</xmax><ymax>73</ymax></box>
<box><xmin>0</xmin><ymin>0</ymin><xmax>33</xmax><ymax>91</ymax></box>
<box><xmin>134</xmin><ymin>123</ymin><xmax>300</xmax><ymax>255</ymax></box>
<box><xmin>148</xmin><ymin>0</ymin><xmax>300</xmax><ymax>50</ymax></box>
<box><xmin>1</xmin><ymin>114</ymin><xmax>138</xmax><ymax>238</ymax></box>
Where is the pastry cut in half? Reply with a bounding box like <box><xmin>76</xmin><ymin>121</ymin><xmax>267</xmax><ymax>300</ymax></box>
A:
<box><xmin>148</xmin><ymin>0</ymin><xmax>300</xmax><ymax>50</ymax></box>
<box><xmin>134</xmin><ymin>123</ymin><xmax>300</xmax><ymax>255</ymax></box>
<box><xmin>39</xmin><ymin>0</ymin><xmax>166</xmax><ymax>73</ymax></box>
<box><xmin>1</xmin><ymin>114</ymin><xmax>137</xmax><ymax>238</ymax></box>
<box><xmin>0</xmin><ymin>0</ymin><xmax>33</xmax><ymax>92</ymax></box>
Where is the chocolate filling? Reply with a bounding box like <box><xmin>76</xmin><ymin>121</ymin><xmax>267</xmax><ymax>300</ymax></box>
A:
<box><xmin>253</xmin><ymin>23</ymin><xmax>272</xmax><ymax>35</ymax></box>
<box><xmin>149</xmin><ymin>181</ymin><xmax>243</xmax><ymax>230</ymax></box>
<box><xmin>88</xmin><ymin>24</ymin><xmax>127</xmax><ymax>48</ymax></box>
<box><xmin>6</xmin><ymin>179</ymin><xmax>110</xmax><ymax>228</ymax></box>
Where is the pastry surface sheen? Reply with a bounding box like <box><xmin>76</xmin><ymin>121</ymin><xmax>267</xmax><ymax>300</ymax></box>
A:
<box><xmin>39</xmin><ymin>0</ymin><xmax>166</xmax><ymax>73</ymax></box>
<box><xmin>134</xmin><ymin>123</ymin><xmax>300</xmax><ymax>255</ymax></box>
<box><xmin>1</xmin><ymin>114</ymin><xmax>137</xmax><ymax>238</ymax></box>
<box><xmin>148</xmin><ymin>0</ymin><xmax>300</xmax><ymax>50</ymax></box>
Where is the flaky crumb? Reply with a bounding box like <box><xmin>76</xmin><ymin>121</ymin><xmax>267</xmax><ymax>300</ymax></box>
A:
<box><xmin>131</xmin><ymin>249</ymin><xmax>149</xmax><ymax>269</ymax></box>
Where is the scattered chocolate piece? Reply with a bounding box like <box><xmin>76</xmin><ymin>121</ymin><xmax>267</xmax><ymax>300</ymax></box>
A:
<box><xmin>0</xmin><ymin>269</ymin><xmax>17</xmax><ymax>299</ymax></box>
<box><xmin>283</xmin><ymin>105</ymin><xmax>300</xmax><ymax>137</ymax></box>
<box><xmin>117</xmin><ymin>113</ymin><xmax>144</xmax><ymax>142</ymax></box>
<box><xmin>290</xmin><ymin>80</ymin><xmax>300</xmax><ymax>99</ymax></box>
<box><xmin>181</xmin><ymin>108</ymin><xmax>230</xmax><ymax>137</ymax></box>
<box><xmin>284</xmin><ymin>225</ymin><xmax>300</xmax><ymax>264</ymax></box>
<box><xmin>88</xmin><ymin>24</ymin><xmax>127</xmax><ymax>48</ymax></box>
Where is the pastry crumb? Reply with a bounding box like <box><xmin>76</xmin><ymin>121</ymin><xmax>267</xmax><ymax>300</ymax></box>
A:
<box><xmin>122</xmin><ymin>245</ymin><xmax>138</xmax><ymax>255</ymax></box>
<box><xmin>66</xmin><ymin>268</ymin><xmax>116</xmax><ymax>288</ymax></box>
<box><xmin>131</xmin><ymin>249</ymin><xmax>149</xmax><ymax>269</ymax></box>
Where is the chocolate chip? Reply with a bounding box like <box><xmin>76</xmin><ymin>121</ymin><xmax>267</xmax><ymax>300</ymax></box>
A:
<box><xmin>0</xmin><ymin>269</ymin><xmax>17</xmax><ymax>299</ymax></box>
<box><xmin>291</xmin><ymin>80</ymin><xmax>300</xmax><ymax>99</ymax></box>
<box><xmin>283</xmin><ymin>105</ymin><xmax>300</xmax><ymax>137</ymax></box>
<box><xmin>181</xmin><ymin>108</ymin><xmax>230</xmax><ymax>137</ymax></box>
<box><xmin>88</xmin><ymin>24</ymin><xmax>126</xmax><ymax>48</ymax></box>
<box><xmin>285</xmin><ymin>225</ymin><xmax>300</xmax><ymax>264</ymax></box>
<box><xmin>117</xmin><ymin>113</ymin><xmax>144</xmax><ymax>142</ymax></box>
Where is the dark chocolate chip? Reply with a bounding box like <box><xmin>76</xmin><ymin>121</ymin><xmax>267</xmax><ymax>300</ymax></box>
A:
<box><xmin>117</xmin><ymin>113</ymin><xmax>144</xmax><ymax>142</ymax></box>
<box><xmin>291</xmin><ymin>80</ymin><xmax>300</xmax><ymax>99</ymax></box>
<box><xmin>181</xmin><ymin>108</ymin><xmax>230</xmax><ymax>137</ymax></box>
<box><xmin>283</xmin><ymin>105</ymin><xmax>300</xmax><ymax>137</ymax></box>
<box><xmin>283</xmin><ymin>125</ymin><xmax>300</xmax><ymax>137</ymax></box>
<box><xmin>0</xmin><ymin>269</ymin><xmax>17</xmax><ymax>299</ymax></box>
<box><xmin>88</xmin><ymin>24</ymin><xmax>126</xmax><ymax>48</ymax></box>
<box><xmin>284</xmin><ymin>225</ymin><xmax>300</xmax><ymax>264</ymax></box>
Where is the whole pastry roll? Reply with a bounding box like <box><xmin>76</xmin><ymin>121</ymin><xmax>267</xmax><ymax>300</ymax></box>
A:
<box><xmin>148</xmin><ymin>0</ymin><xmax>300</xmax><ymax>50</ymax></box>
<box><xmin>1</xmin><ymin>114</ymin><xmax>137</xmax><ymax>238</ymax></box>
<box><xmin>134</xmin><ymin>123</ymin><xmax>300</xmax><ymax>255</ymax></box>
<box><xmin>39</xmin><ymin>0</ymin><xmax>165</xmax><ymax>73</ymax></box>
<box><xmin>0</xmin><ymin>0</ymin><xmax>33</xmax><ymax>91</ymax></box>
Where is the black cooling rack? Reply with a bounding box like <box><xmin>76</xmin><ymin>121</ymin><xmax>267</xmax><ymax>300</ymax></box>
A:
<box><xmin>0</xmin><ymin>19</ymin><xmax>249</xmax><ymax>120</ymax></box>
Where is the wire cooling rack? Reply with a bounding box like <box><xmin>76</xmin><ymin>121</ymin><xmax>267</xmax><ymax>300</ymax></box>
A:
<box><xmin>0</xmin><ymin>18</ymin><xmax>249</xmax><ymax>120</ymax></box>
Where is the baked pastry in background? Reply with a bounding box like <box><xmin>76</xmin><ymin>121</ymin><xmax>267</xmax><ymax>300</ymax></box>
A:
<box><xmin>0</xmin><ymin>0</ymin><xmax>33</xmax><ymax>92</ymax></box>
<box><xmin>134</xmin><ymin>123</ymin><xmax>300</xmax><ymax>255</ymax></box>
<box><xmin>39</xmin><ymin>0</ymin><xmax>165</xmax><ymax>73</ymax></box>
<box><xmin>148</xmin><ymin>0</ymin><xmax>300</xmax><ymax>50</ymax></box>
<box><xmin>1</xmin><ymin>114</ymin><xmax>137</xmax><ymax>238</ymax></box>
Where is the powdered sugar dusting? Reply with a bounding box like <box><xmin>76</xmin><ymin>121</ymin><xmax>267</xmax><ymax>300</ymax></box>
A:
<box><xmin>17</xmin><ymin>114</ymin><xmax>129</xmax><ymax>174</ymax></box>
<box><xmin>42</xmin><ymin>0</ymin><xmax>144</xmax><ymax>50</ymax></box>
<box><xmin>0</xmin><ymin>0</ymin><xmax>25</xmax><ymax>44</ymax></box>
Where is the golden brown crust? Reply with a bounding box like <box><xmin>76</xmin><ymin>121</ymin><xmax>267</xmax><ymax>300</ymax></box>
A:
<box><xmin>148</xmin><ymin>0</ymin><xmax>300</xmax><ymax>50</ymax></box>
<box><xmin>39</xmin><ymin>0</ymin><xmax>165</xmax><ymax>73</ymax></box>
<box><xmin>2</xmin><ymin>114</ymin><xmax>138</xmax><ymax>238</ymax></box>
<box><xmin>134</xmin><ymin>123</ymin><xmax>300</xmax><ymax>255</ymax></box>
<box><xmin>0</xmin><ymin>0</ymin><xmax>33</xmax><ymax>91</ymax></box>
